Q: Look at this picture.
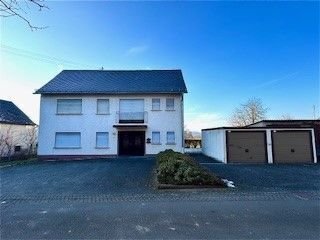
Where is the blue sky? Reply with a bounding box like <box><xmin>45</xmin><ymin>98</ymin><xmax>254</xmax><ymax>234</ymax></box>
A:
<box><xmin>0</xmin><ymin>1</ymin><xmax>319</xmax><ymax>130</ymax></box>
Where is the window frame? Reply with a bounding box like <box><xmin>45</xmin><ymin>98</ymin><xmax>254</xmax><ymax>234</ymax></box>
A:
<box><xmin>96</xmin><ymin>132</ymin><xmax>109</xmax><ymax>149</ymax></box>
<box><xmin>166</xmin><ymin>98</ymin><xmax>175</xmax><ymax>111</ymax></box>
<box><xmin>151</xmin><ymin>98</ymin><xmax>161</xmax><ymax>111</ymax></box>
<box><xmin>151</xmin><ymin>131</ymin><xmax>161</xmax><ymax>145</ymax></box>
<box><xmin>56</xmin><ymin>99</ymin><xmax>82</xmax><ymax>115</ymax></box>
<box><xmin>54</xmin><ymin>132</ymin><xmax>81</xmax><ymax>149</ymax></box>
<box><xmin>166</xmin><ymin>131</ymin><xmax>176</xmax><ymax>145</ymax></box>
<box><xmin>96</xmin><ymin>99</ymin><xmax>110</xmax><ymax>115</ymax></box>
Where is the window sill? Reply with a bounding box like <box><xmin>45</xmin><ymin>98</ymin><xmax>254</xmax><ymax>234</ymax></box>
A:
<box><xmin>56</xmin><ymin>113</ymin><xmax>83</xmax><ymax>115</ymax></box>
<box><xmin>165</xmin><ymin>109</ymin><xmax>175</xmax><ymax>111</ymax></box>
<box><xmin>96</xmin><ymin>113</ymin><xmax>110</xmax><ymax>115</ymax></box>
<box><xmin>95</xmin><ymin>147</ymin><xmax>110</xmax><ymax>149</ymax></box>
<box><xmin>166</xmin><ymin>143</ymin><xmax>176</xmax><ymax>145</ymax></box>
<box><xmin>151</xmin><ymin>109</ymin><xmax>162</xmax><ymax>111</ymax></box>
<box><xmin>151</xmin><ymin>143</ymin><xmax>162</xmax><ymax>145</ymax></box>
<box><xmin>54</xmin><ymin>147</ymin><xmax>81</xmax><ymax>149</ymax></box>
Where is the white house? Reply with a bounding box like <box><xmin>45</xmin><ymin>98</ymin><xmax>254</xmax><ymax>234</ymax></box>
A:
<box><xmin>0</xmin><ymin>99</ymin><xmax>37</xmax><ymax>158</ymax></box>
<box><xmin>35</xmin><ymin>70</ymin><xmax>187</xmax><ymax>159</ymax></box>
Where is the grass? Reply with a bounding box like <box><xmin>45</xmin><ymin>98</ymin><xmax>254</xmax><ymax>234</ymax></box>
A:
<box><xmin>156</xmin><ymin>149</ymin><xmax>226</xmax><ymax>187</ymax></box>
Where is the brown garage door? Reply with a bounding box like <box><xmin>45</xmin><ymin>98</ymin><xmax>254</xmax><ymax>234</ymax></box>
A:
<box><xmin>272</xmin><ymin>131</ymin><xmax>313</xmax><ymax>163</ymax></box>
<box><xmin>227</xmin><ymin>131</ymin><xmax>267</xmax><ymax>163</ymax></box>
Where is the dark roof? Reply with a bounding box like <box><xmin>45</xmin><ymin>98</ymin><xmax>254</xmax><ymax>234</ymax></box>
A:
<box><xmin>35</xmin><ymin>70</ymin><xmax>187</xmax><ymax>94</ymax></box>
<box><xmin>0</xmin><ymin>100</ymin><xmax>35</xmax><ymax>125</ymax></box>
<box><xmin>247</xmin><ymin>119</ymin><xmax>320</xmax><ymax>127</ymax></box>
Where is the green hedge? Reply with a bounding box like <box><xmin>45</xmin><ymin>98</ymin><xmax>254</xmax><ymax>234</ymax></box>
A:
<box><xmin>156</xmin><ymin>149</ymin><xmax>225</xmax><ymax>186</ymax></box>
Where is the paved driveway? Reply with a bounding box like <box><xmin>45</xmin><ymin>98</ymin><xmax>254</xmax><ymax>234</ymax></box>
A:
<box><xmin>192</xmin><ymin>154</ymin><xmax>320</xmax><ymax>192</ymax></box>
<box><xmin>1</xmin><ymin>157</ymin><xmax>156</xmax><ymax>197</ymax></box>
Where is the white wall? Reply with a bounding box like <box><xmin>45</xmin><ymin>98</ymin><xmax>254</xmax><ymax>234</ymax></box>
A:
<box><xmin>0</xmin><ymin>123</ymin><xmax>37</xmax><ymax>157</ymax></box>
<box><xmin>38</xmin><ymin>94</ymin><xmax>184</xmax><ymax>156</ymax></box>
<box><xmin>201</xmin><ymin>129</ymin><xmax>226</xmax><ymax>163</ymax></box>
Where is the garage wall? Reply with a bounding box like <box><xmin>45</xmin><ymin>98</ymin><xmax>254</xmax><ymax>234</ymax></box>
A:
<box><xmin>202</xmin><ymin>129</ymin><xmax>226</xmax><ymax>163</ymax></box>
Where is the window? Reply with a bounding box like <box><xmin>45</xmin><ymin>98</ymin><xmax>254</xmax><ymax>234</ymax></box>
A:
<box><xmin>55</xmin><ymin>132</ymin><xmax>81</xmax><ymax>148</ymax></box>
<box><xmin>152</xmin><ymin>99</ymin><xmax>160</xmax><ymax>110</ymax></box>
<box><xmin>167</xmin><ymin>131</ymin><xmax>175</xmax><ymax>144</ymax></box>
<box><xmin>97</xmin><ymin>99</ymin><xmax>109</xmax><ymax>114</ymax></box>
<box><xmin>96</xmin><ymin>132</ymin><xmax>109</xmax><ymax>148</ymax></box>
<box><xmin>57</xmin><ymin>99</ymin><xmax>82</xmax><ymax>114</ymax></box>
<box><xmin>14</xmin><ymin>146</ymin><xmax>21</xmax><ymax>152</ymax></box>
<box><xmin>166</xmin><ymin>98</ymin><xmax>174</xmax><ymax>110</ymax></box>
<box><xmin>152</xmin><ymin>131</ymin><xmax>160</xmax><ymax>144</ymax></box>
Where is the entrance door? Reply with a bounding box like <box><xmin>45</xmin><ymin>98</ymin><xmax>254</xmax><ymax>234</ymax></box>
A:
<box><xmin>118</xmin><ymin>131</ymin><xmax>145</xmax><ymax>156</ymax></box>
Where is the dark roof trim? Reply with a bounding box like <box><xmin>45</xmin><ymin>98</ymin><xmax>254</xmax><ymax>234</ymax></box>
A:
<box><xmin>247</xmin><ymin>119</ymin><xmax>320</xmax><ymax>126</ymax></box>
<box><xmin>202</xmin><ymin>126</ymin><xmax>315</xmax><ymax>131</ymax></box>
<box><xmin>38</xmin><ymin>92</ymin><xmax>185</xmax><ymax>95</ymax></box>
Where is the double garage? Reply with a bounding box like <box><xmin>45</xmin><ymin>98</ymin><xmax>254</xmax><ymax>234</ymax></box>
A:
<box><xmin>202</xmin><ymin>128</ymin><xmax>317</xmax><ymax>164</ymax></box>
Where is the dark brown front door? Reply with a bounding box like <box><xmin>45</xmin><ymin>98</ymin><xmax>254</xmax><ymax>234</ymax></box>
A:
<box><xmin>118</xmin><ymin>131</ymin><xmax>145</xmax><ymax>156</ymax></box>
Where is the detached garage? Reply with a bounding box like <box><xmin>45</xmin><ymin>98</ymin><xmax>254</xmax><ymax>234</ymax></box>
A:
<box><xmin>202</xmin><ymin>127</ymin><xmax>317</xmax><ymax>164</ymax></box>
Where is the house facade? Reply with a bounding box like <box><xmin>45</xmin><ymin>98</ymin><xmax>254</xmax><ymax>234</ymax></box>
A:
<box><xmin>35</xmin><ymin>70</ymin><xmax>187</xmax><ymax>159</ymax></box>
<box><xmin>0</xmin><ymin>99</ymin><xmax>37</xmax><ymax>158</ymax></box>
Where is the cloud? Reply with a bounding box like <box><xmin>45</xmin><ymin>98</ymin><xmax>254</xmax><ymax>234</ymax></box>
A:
<box><xmin>184</xmin><ymin>112</ymin><xmax>227</xmax><ymax>132</ymax></box>
<box><xmin>253</xmin><ymin>71</ymin><xmax>299</xmax><ymax>89</ymax></box>
<box><xmin>126</xmin><ymin>45</ymin><xmax>149</xmax><ymax>56</ymax></box>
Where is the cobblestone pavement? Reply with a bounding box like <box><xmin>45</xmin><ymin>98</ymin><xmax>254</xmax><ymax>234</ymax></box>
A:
<box><xmin>1</xmin><ymin>157</ymin><xmax>320</xmax><ymax>239</ymax></box>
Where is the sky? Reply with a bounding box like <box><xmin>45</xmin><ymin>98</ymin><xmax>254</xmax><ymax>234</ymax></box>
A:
<box><xmin>0</xmin><ymin>1</ymin><xmax>319</xmax><ymax>131</ymax></box>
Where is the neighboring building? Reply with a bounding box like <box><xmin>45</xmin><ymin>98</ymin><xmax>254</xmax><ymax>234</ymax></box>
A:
<box><xmin>0</xmin><ymin>99</ymin><xmax>37</xmax><ymax>158</ymax></box>
<box><xmin>35</xmin><ymin>70</ymin><xmax>187</xmax><ymax>159</ymax></box>
<box><xmin>202</xmin><ymin>126</ymin><xmax>317</xmax><ymax>164</ymax></box>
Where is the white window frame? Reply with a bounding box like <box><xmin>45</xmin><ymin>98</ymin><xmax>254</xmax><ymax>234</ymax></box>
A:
<box><xmin>55</xmin><ymin>132</ymin><xmax>81</xmax><ymax>149</ymax></box>
<box><xmin>97</xmin><ymin>99</ymin><xmax>110</xmax><ymax>115</ymax></box>
<box><xmin>152</xmin><ymin>98</ymin><xmax>161</xmax><ymax>111</ymax></box>
<box><xmin>96</xmin><ymin>132</ymin><xmax>109</xmax><ymax>148</ymax></box>
<box><xmin>166</xmin><ymin>131</ymin><xmax>175</xmax><ymax>144</ymax></box>
<box><xmin>152</xmin><ymin>131</ymin><xmax>161</xmax><ymax>144</ymax></box>
<box><xmin>166</xmin><ymin>98</ymin><xmax>175</xmax><ymax>110</ymax></box>
<box><xmin>56</xmin><ymin>99</ymin><xmax>82</xmax><ymax>115</ymax></box>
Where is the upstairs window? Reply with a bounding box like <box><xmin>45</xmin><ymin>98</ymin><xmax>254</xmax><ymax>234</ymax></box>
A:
<box><xmin>152</xmin><ymin>131</ymin><xmax>160</xmax><ymax>144</ymax></box>
<box><xmin>166</xmin><ymin>131</ymin><xmax>175</xmax><ymax>144</ymax></box>
<box><xmin>96</xmin><ymin>132</ymin><xmax>109</xmax><ymax>148</ymax></box>
<box><xmin>57</xmin><ymin>99</ymin><xmax>82</xmax><ymax>114</ymax></box>
<box><xmin>152</xmin><ymin>99</ymin><xmax>160</xmax><ymax>111</ymax></box>
<box><xmin>97</xmin><ymin>99</ymin><xmax>110</xmax><ymax>114</ymax></box>
<box><xmin>166</xmin><ymin>98</ymin><xmax>174</xmax><ymax>110</ymax></box>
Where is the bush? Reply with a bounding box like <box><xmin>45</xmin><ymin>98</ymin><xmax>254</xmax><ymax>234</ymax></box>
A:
<box><xmin>156</xmin><ymin>149</ymin><xmax>225</xmax><ymax>186</ymax></box>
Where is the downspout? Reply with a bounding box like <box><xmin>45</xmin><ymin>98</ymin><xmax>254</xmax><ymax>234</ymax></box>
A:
<box><xmin>181</xmin><ymin>94</ymin><xmax>184</xmax><ymax>153</ymax></box>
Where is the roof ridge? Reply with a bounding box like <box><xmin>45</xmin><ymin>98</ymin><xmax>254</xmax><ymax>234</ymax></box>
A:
<box><xmin>61</xmin><ymin>69</ymin><xmax>182</xmax><ymax>72</ymax></box>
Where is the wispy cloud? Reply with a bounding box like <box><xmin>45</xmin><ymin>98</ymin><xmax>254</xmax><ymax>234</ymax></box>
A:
<box><xmin>126</xmin><ymin>45</ymin><xmax>149</xmax><ymax>56</ymax></box>
<box><xmin>185</xmin><ymin>111</ymin><xmax>227</xmax><ymax>132</ymax></box>
<box><xmin>253</xmin><ymin>71</ymin><xmax>299</xmax><ymax>89</ymax></box>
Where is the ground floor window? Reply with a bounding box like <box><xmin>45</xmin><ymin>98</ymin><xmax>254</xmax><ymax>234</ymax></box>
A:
<box><xmin>96</xmin><ymin>132</ymin><xmax>109</xmax><ymax>148</ymax></box>
<box><xmin>152</xmin><ymin>131</ymin><xmax>160</xmax><ymax>144</ymax></box>
<box><xmin>55</xmin><ymin>132</ymin><xmax>81</xmax><ymax>148</ymax></box>
<box><xmin>166</xmin><ymin>131</ymin><xmax>175</xmax><ymax>144</ymax></box>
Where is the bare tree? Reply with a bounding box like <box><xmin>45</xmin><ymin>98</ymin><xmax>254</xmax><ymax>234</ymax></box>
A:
<box><xmin>21</xmin><ymin>126</ymin><xmax>38</xmax><ymax>156</ymax></box>
<box><xmin>280</xmin><ymin>114</ymin><xmax>294</xmax><ymax>120</ymax></box>
<box><xmin>230</xmin><ymin>98</ymin><xmax>268</xmax><ymax>127</ymax></box>
<box><xmin>0</xmin><ymin>0</ymin><xmax>48</xmax><ymax>30</ymax></box>
<box><xmin>0</xmin><ymin>126</ymin><xmax>14</xmax><ymax>160</ymax></box>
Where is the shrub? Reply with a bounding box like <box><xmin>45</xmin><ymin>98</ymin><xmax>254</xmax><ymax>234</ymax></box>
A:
<box><xmin>156</xmin><ymin>149</ymin><xmax>225</xmax><ymax>186</ymax></box>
